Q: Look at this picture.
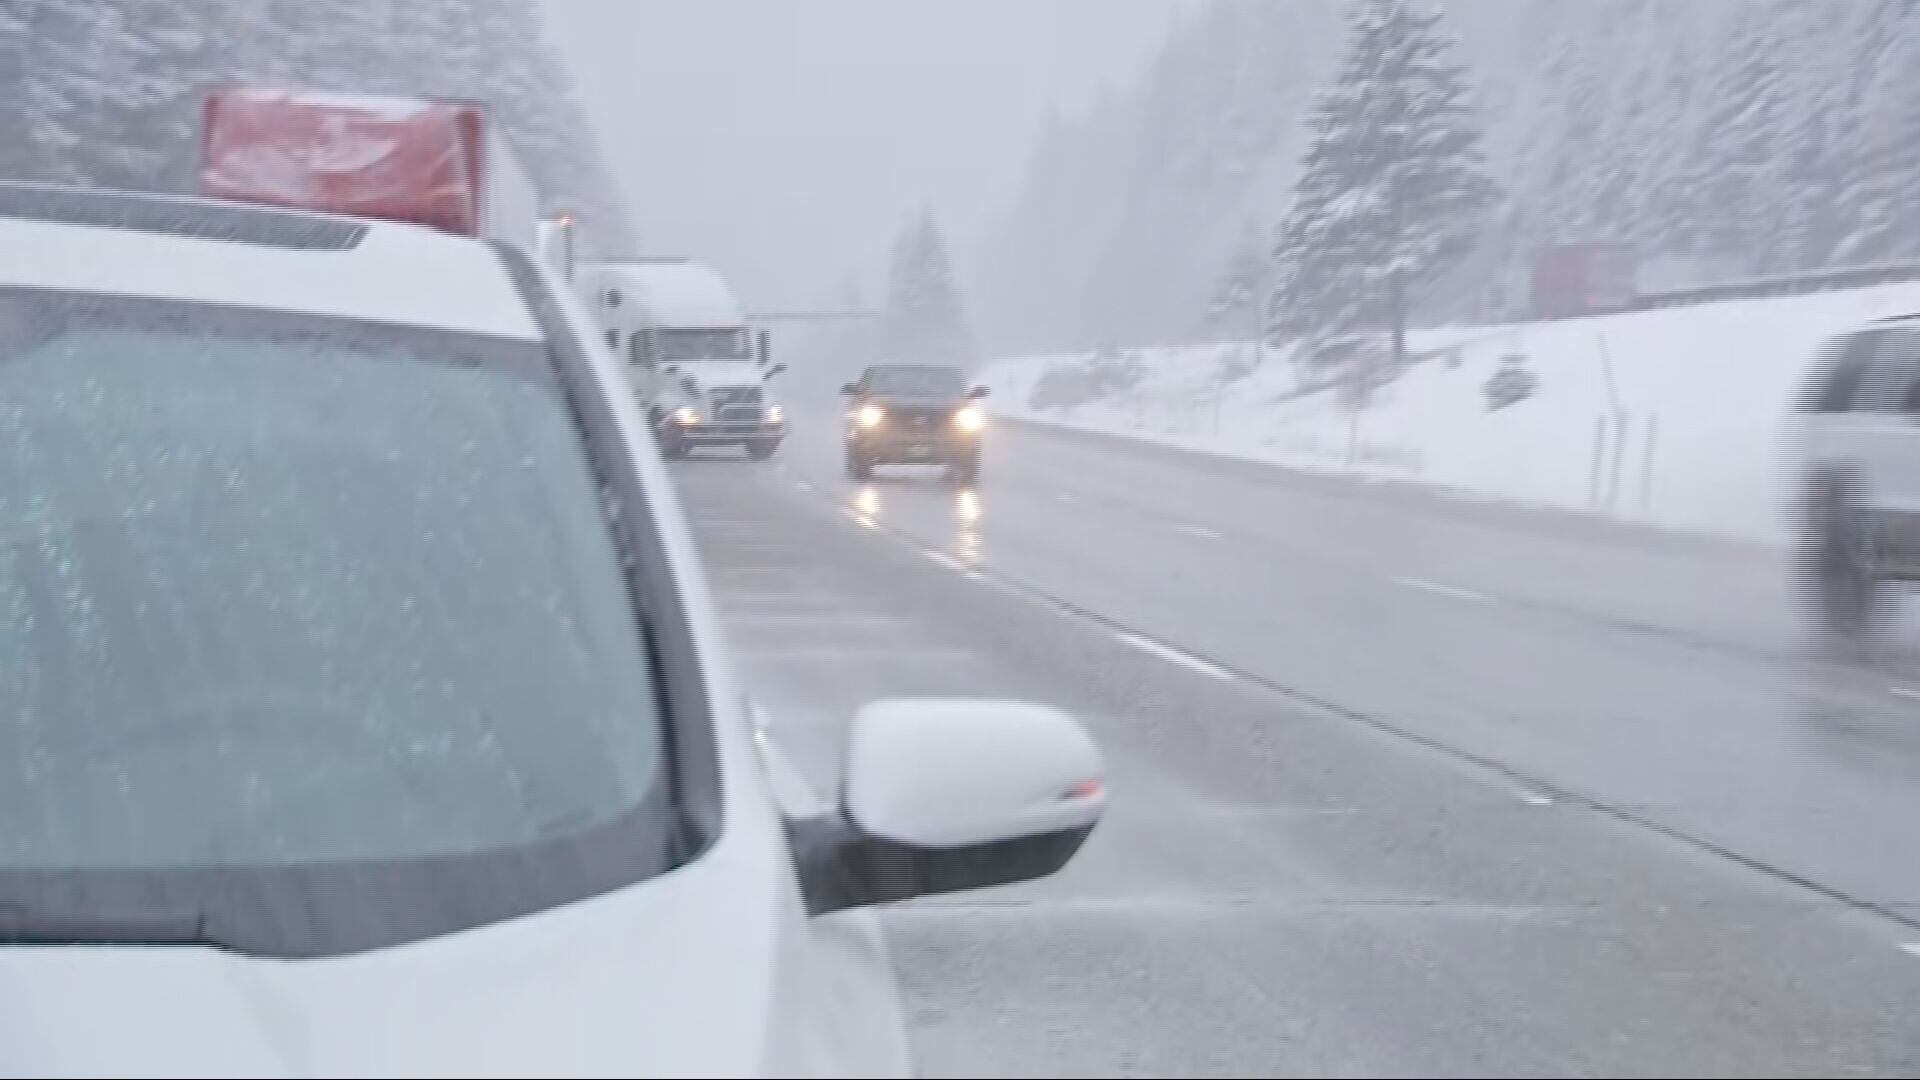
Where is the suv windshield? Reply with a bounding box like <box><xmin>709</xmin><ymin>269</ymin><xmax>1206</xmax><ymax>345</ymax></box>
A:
<box><xmin>0</xmin><ymin>290</ymin><xmax>675</xmax><ymax>956</ymax></box>
<box><xmin>865</xmin><ymin>365</ymin><xmax>966</xmax><ymax>396</ymax></box>
<box><xmin>657</xmin><ymin>327</ymin><xmax>749</xmax><ymax>360</ymax></box>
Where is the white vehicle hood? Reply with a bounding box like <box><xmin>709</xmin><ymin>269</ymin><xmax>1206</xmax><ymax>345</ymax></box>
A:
<box><xmin>666</xmin><ymin>360</ymin><xmax>765</xmax><ymax>391</ymax></box>
<box><xmin>0</xmin><ymin>823</ymin><xmax>906</xmax><ymax>1079</ymax></box>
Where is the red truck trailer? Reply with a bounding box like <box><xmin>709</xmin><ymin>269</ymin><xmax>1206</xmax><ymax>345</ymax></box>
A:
<box><xmin>1530</xmin><ymin>242</ymin><xmax>1637</xmax><ymax>320</ymax></box>
<box><xmin>199</xmin><ymin>88</ymin><xmax>539</xmax><ymax>249</ymax></box>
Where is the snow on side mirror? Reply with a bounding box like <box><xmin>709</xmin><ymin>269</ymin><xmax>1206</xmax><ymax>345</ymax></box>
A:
<box><xmin>790</xmin><ymin>699</ymin><xmax>1105</xmax><ymax>917</ymax></box>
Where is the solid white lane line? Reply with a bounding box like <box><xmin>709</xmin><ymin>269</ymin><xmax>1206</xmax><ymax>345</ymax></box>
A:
<box><xmin>1114</xmin><ymin>632</ymin><xmax>1234</xmax><ymax>681</ymax></box>
<box><xmin>1394</xmin><ymin>576</ymin><xmax>1490</xmax><ymax>604</ymax></box>
<box><xmin>1175</xmin><ymin>522</ymin><xmax>1222</xmax><ymax>540</ymax></box>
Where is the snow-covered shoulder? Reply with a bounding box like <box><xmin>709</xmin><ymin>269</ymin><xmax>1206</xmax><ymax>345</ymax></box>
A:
<box><xmin>983</xmin><ymin>282</ymin><xmax>1920</xmax><ymax>545</ymax></box>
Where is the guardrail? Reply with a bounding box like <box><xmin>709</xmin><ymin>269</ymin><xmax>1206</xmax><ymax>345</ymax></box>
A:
<box><xmin>1623</xmin><ymin>261</ymin><xmax>1920</xmax><ymax>312</ymax></box>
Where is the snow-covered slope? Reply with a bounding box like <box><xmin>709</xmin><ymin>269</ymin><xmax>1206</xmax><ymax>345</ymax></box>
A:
<box><xmin>983</xmin><ymin>283</ymin><xmax>1920</xmax><ymax>545</ymax></box>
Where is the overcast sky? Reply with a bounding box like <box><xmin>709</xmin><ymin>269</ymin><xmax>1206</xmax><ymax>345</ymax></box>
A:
<box><xmin>538</xmin><ymin>0</ymin><xmax>1199</xmax><ymax>310</ymax></box>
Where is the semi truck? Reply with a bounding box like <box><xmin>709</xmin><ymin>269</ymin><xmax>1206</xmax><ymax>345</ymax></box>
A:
<box><xmin>199</xmin><ymin>88</ymin><xmax>539</xmax><ymax>250</ymax></box>
<box><xmin>537</xmin><ymin>212</ymin><xmax>578</xmax><ymax>283</ymax></box>
<box><xmin>576</xmin><ymin>259</ymin><xmax>788</xmax><ymax>460</ymax></box>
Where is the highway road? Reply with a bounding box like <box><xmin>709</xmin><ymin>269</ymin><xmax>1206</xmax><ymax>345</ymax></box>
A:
<box><xmin>671</xmin><ymin>404</ymin><xmax>1920</xmax><ymax>1077</ymax></box>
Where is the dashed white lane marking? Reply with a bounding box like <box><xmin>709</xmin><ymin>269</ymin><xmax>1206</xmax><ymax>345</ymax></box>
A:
<box><xmin>1891</xmin><ymin>687</ymin><xmax>1920</xmax><ymax>702</ymax></box>
<box><xmin>1393</xmin><ymin>576</ymin><xmax>1490</xmax><ymax>604</ymax></box>
<box><xmin>1114</xmin><ymin>632</ymin><xmax>1234</xmax><ymax>680</ymax></box>
<box><xmin>1901</xmin><ymin>942</ymin><xmax>1920</xmax><ymax>959</ymax></box>
<box><xmin>793</xmin><ymin>479</ymin><xmax>812</xmax><ymax>492</ymax></box>
<box><xmin>1057</xmin><ymin>492</ymin><xmax>1078</xmax><ymax>504</ymax></box>
<box><xmin>1516</xmin><ymin>790</ymin><xmax>1554</xmax><ymax>806</ymax></box>
<box><xmin>924</xmin><ymin>551</ymin><xmax>966</xmax><ymax>572</ymax></box>
<box><xmin>1174</xmin><ymin>522</ymin><xmax>1222</xmax><ymax>540</ymax></box>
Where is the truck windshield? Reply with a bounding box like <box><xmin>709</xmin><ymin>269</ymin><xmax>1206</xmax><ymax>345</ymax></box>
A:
<box><xmin>657</xmin><ymin>327</ymin><xmax>749</xmax><ymax>360</ymax></box>
<box><xmin>0</xmin><ymin>289</ymin><xmax>676</xmax><ymax>957</ymax></box>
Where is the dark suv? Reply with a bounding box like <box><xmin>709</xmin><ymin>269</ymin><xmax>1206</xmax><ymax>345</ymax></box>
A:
<box><xmin>841</xmin><ymin>364</ymin><xmax>988</xmax><ymax>484</ymax></box>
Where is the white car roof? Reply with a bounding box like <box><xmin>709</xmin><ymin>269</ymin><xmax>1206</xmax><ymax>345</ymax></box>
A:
<box><xmin>0</xmin><ymin>183</ymin><xmax>541</xmax><ymax>341</ymax></box>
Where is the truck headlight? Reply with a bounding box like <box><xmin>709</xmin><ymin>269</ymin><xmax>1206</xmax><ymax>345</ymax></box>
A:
<box><xmin>766</xmin><ymin>405</ymin><xmax>784</xmax><ymax>424</ymax></box>
<box><xmin>675</xmin><ymin>406</ymin><xmax>700</xmax><ymax>426</ymax></box>
<box><xmin>858</xmin><ymin>404</ymin><xmax>884</xmax><ymax>429</ymax></box>
<box><xmin>953</xmin><ymin>405</ymin><xmax>985</xmax><ymax>432</ymax></box>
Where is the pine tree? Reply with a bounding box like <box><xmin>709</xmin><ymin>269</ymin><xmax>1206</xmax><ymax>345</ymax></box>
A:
<box><xmin>1269</xmin><ymin>0</ymin><xmax>1500</xmax><ymax>365</ymax></box>
<box><xmin>1206</xmin><ymin>221</ymin><xmax>1268</xmax><ymax>345</ymax></box>
<box><xmin>15</xmin><ymin>2</ymin><xmax>118</xmax><ymax>184</ymax></box>
<box><xmin>1834</xmin><ymin>13</ymin><xmax>1920</xmax><ymax>264</ymax></box>
<box><xmin>1693</xmin><ymin>3</ymin><xmax>1794</xmax><ymax>274</ymax></box>
<box><xmin>92</xmin><ymin>0</ymin><xmax>228</xmax><ymax>191</ymax></box>
<box><xmin>879</xmin><ymin>209</ymin><xmax>978</xmax><ymax>368</ymax></box>
<box><xmin>0</xmin><ymin>1</ymin><xmax>33</xmax><ymax>178</ymax></box>
<box><xmin>258</xmin><ymin>0</ymin><xmax>402</xmax><ymax>93</ymax></box>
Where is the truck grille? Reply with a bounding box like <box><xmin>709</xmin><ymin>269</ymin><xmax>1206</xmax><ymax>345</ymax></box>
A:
<box><xmin>709</xmin><ymin>384</ymin><xmax>764</xmax><ymax>422</ymax></box>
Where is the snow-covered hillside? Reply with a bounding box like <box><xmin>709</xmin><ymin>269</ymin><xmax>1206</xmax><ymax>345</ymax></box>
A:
<box><xmin>982</xmin><ymin>283</ymin><xmax>1920</xmax><ymax>545</ymax></box>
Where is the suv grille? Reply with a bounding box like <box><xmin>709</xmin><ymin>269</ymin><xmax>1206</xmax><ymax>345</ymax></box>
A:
<box><xmin>890</xmin><ymin>406</ymin><xmax>947</xmax><ymax>430</ymax></box>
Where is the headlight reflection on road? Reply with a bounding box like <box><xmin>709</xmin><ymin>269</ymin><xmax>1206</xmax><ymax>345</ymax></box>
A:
<box><xmin>853</xmin><ymin>485</ymin><xmax>881</xmax><ymax>528</ymax></box>
<box><xmin>956</xmin><ymin>488</ymin><xmax>982</xmax><ymax>566</ymax></box>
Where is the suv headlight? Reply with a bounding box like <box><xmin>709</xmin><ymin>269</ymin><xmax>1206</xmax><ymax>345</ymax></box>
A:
<box><xmin>858</xmin><ymin>404</ymin><xmax>885</xmax><ymax>429</ymax></box>
<box><xmin>674</xmin><ymin>406</ymin><xmax>700</xmax><ymax>426</ymax></box>
<box><xmin>766</xmin><ymin>404</ymin><xmax>784</xmax><ymax>424</ymax></box>
<box><xmin>953</xmin><ymin>405</ymin><xmax>985</xmax><ymax>433</ymax></box>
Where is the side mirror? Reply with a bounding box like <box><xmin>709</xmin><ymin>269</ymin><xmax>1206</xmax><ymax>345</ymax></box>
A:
<box><xmin>790</xmin><ymin>699</ymin><xmax>1105</xmax><ymax>916</ymax></box>
<box><xmin>967</xmin><ymin>385</ymin><xmax>990</xmax><ymax>399</ymax></box>
<box><xmin>755</xmin><ymin>328</ymin><xmax>772</xmax><ymax>366</ymax></box>
<box><xmin>840</xmin><ymin>382</ymin><xmax>861</xmax><ymax>396</ymax></box>
<box><xmin>767</xmin><ymin>362</ymin><xmax>788</xmax><ymax>379</ymax></box>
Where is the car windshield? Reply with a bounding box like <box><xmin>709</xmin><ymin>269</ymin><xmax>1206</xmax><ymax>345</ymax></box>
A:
<box><xmin>0</xmin><ymin>290</ymin><xmax>674</xmax><ymax>956</ymax></box>
<box><xmin>866</xmin><ymin>365</ymin><xmax>965</xmax><ymax>396</ymax></box>
<box><xmin>657</xmin><ymin>327</ymin><xmax>749</xmax><ymax>360</ymax></box>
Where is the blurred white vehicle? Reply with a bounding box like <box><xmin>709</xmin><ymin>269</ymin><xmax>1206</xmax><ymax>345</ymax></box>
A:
<box><xmin>0</xmin><ymin>182</ymin><xmax>1105</xmax><ymax>1078</ymax></box>
<box><xmin>1793</xmin><ymin>316</ymin><xmax>1920</xmax><ymax>638</ymax></box>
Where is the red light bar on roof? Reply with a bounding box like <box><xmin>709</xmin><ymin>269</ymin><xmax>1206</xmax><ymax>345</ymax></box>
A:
<box><xmin>200</xmin><ymin>88</ymin><xmax>488</xmax><ymax>236</ymax></box>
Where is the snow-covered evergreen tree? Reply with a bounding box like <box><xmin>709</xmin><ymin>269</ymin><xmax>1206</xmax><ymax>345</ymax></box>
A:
<box><xmin>879</xmin><ymin>209</ymin><xmax>978</xmax><ymax>369</ymax></box>
<box><xmin>1692</xmin><ymin>3</ymin><xmax>1795</xmax><ymax>273</ymax></box>
<box><xmin>1269</xmin><ymin>0</ymin><xmax>1500</xmax><ymax>363</ymax></box>
<box><xmin>1206</xmin><ymin>222</ymin><xmax>1269</xmax><ymax>339</ymax></box>
<box><xmin>1834</xmin><ymin>9</ymin><xmax>1920</xmax><ymax>264</ymax></box>
<box><xmin>0</xmin><ymin>1</ymin><xmax>34</xmax><ymax>178</ymax></box>
<box><xmin>0</xmin><ymin>0</ymin><xmax>636</xmax><ymax>253</ymax></box>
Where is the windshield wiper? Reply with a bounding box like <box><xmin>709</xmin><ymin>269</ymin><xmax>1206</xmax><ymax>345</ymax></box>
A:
<box><xmin>0</xmin><ymin>905</ymin><xmax>219</xmax><ymax>947</ymax></box>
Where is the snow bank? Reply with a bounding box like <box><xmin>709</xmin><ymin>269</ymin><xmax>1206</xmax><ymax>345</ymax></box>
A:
<box><xmin>983</xmin><ymin>283</ymin><xmax>1920</xmax><ymax>545</ymax></box>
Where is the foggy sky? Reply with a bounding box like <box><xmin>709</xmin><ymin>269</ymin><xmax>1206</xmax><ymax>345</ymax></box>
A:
<box><xmin>538</xmin><ymin>0</ymin><xmax>1199</xmax><ymax>311</ymax></box>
